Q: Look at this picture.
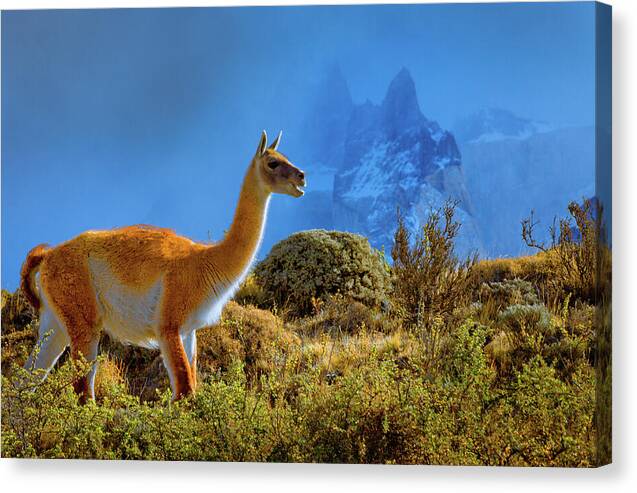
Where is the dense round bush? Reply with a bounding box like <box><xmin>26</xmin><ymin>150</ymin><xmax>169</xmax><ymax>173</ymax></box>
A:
<box><xmin>254</xmin><ymin>230</ymin><xmax>391</xmax><ymax>315</ymax></box>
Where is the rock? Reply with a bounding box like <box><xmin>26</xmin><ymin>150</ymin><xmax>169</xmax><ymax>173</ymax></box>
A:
<box><xmin>333</xmin><ymin>68</ymin><xmax>483</xmax><ymax>258</ymax></box>
<box><xmin>455</xmin><ymin>110</ymin><xmax>595</xmax><ymax>257</ymax></box>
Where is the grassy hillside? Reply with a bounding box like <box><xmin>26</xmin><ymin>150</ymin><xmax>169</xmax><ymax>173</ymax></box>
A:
<box><xmin>0</xmin><ymin>201</ymin><xmax>611</xmax><ymax>465</ymax></box>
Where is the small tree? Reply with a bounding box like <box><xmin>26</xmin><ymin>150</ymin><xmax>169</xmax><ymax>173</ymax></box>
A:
<box><xmin>391</xmin><ymin>200</ymin><xmax>477</xmax><ymax>331</ymax></box>
<box><xmin>521</xmin><ymin>199</ymin><xmax>606</xmax><ymax>303</ymax></box>
<box><xmin>522</xmin><ymin>199</ymin><xmax>612</xmax><ymax>466</ymax></box>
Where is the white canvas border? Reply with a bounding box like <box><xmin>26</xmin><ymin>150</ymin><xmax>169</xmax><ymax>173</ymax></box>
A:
<box><xmin>0</xmin><ymin>0</ymin><xmax>634</xmax><ymax>491</ymax></box>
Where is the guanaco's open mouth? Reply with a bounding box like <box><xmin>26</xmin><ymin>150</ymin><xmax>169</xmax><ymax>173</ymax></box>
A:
<box><xmin>292</xmin><ymin>179</ymin><xmax>306</xmax><ymax>197</ymax></box>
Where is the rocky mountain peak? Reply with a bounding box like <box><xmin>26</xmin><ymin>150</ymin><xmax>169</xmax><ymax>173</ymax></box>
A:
<box><xmin>454</xmin><ymin>107</ymin><xmax>554</xmax><ymax>144</ymax></box>
<box><xmin>381</xmin><ymin>68</ymin><xmax>424</xmax><ymax>135</ymax></box>
<box><xmin>332</xmin><ymin>68</ymin><xmax>482</xmax><ymax>257</ymax></box>
<box><xmin>302</xmin><ymin>63</ymin><xmax>354</xmax><ymax>167</ymax></box>
<box><xmin>319</xmin><ymin>64</ymin><xmax>354</xmax><ymax>114</ymax></box>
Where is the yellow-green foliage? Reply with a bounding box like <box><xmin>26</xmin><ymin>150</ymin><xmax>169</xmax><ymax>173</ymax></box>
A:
<box><xmin>1</xmin><ymin>318</ymin><xmax>595</xmax><ymax>465</ymax></box>
<box><xmin>254</xmin><ymin>230</ymin><xmax>391</xmax><ymax>316</ymax></box>
<box><xmin>0</xmin><ymin>199</ymin><xmax>607</xmax><ymax>465</ymax></box>
<box><xmin>197</xmin><ymin>301</ymin><xmax>300</xmax><ymax>382</ymax></box>
<box><xmin>233</xmin><ymin>274</ymin><xmax>270</xmax><ymax>308</ymax></box>
<box><xmin>295</xmin><ymin>295</ymin><xmax>398</xmax><ymax>337</ymax></box>
<box><xmin>0</xmin><ymin>277</ymin><xmax>602</xmax><ymax>465</ymax></box>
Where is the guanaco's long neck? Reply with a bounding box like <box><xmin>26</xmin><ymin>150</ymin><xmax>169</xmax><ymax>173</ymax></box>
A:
<box><xmin>211</xmin><ymin>162</ymin><xmax>271</xmax><ymax>282</ymax></box>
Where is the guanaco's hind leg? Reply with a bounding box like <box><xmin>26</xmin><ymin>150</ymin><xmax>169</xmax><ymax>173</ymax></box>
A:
<box><xmin>39</xmin><ymin>247</ymin><xmax>102</xmax><ymax>403</ymax></box>
<box><xmin>182</xmin><ymin>331</ymin><xmax>198</xmax><ymax>388</ymax></box>
<box><xmin>70</xmin><ymin>336</ymin><xmax>101</xmax><ymax>403</ymax></box>
<box><xmin>24</xmin><ymin>309</ymin><xmax>70</xmax><ymax>378</ymax></box>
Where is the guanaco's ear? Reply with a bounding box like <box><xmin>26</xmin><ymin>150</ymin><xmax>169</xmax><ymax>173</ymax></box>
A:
<box><xmin>268</xmin><ymin>131</ymin><xmax>282</xmax><ymax>151</ymax></box>
<box><xmin>256</xmin><ymin>130</ymin><xmax>268</xmax><ymax>157</ymax></box>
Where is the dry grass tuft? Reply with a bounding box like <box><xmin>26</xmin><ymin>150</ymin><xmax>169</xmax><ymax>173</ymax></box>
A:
<box><xmin>197</xmin><ymin>301</ymin><xmax>300</xmax><ymax>382</ymax></box>
<box><xmin>233</xmin><ymin>273</ymin><xmax>270</xmax><ymax>308</ymax></box>
<box><xmin>94</xmin><ymin>355</ymin><xmax>128</xmax><ymax>398</ymax></box>
<box><xmin>295</xmin><ymin>295</ymin><xmax>396</xmax><ymax>338</ymax></box>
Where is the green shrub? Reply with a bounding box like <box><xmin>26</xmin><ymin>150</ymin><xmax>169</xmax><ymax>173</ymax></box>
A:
<box><xmin>197</xmin><ymin>301</ymin><xmax>300</xmax><ymax>382</ymax></box>
<box><xmin>485</xmin><ymin>357</ymin><xmax>595</xmax><ymax>466</ymax></box>
<box><xmin>254</xmin><ymin>230</ymin><xmax>390</xmax><ymax>316</ymax></box>
<box><xmin>391</xmin><ymin>201</ymin><xmax>477</xmax><ymax>329</ymax></box>
<box><xmin>2</xmin><ymin>358</ymin><xmax>114</xmax><ymax>459</ymax></box>
<box><xmin>479</xmin><ymin>278</ymin><xmax>539</xmax><ymax>308</ymax></box>
<box><xmin>484</xmin><ymin>299</ymin><xmax>594</xmax><ymax>383</ymax></box>
<box><xmin>498</xmin><ymin>303</ymin><xmax>552</xmax><ymax>333</ymax></box>
<box><xmin>1</xmin><ymin>322</ymin><xmax>596</xmax><ymax>465</ymax></box>
<box><xmin>296</xmin><ymin>294</ymin><xmax>397</xmax><ymax>337</ymax></box>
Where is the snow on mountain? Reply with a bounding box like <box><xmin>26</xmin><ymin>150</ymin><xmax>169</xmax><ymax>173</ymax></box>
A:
<box><xmin>278</xmin><ymin>71</ymin><xmax>595</xmax><ymax>262</ymax></box>
<box><xmin>454</xmin><ymin>108</ymin><xmax>554</xmax><ymax>144</ymax></box>
<box><xmin>333</xmin><ymin>68</ymin><xmax>483</xmax><ymax>258</ymax></box>
<box><xmin>456</xmin><ymin>117</ymin><xmax>596</xmax><ymax>257</ymax></box>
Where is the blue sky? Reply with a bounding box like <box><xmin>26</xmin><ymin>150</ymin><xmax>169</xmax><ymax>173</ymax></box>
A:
<box><xmin>1</xmin><ymin>3</ymin><xmax>598</xmax><ymax>290</ymax></box>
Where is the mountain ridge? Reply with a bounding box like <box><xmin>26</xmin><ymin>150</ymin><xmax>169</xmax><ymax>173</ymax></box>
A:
<box><xmin>333</xmin><ymin>69</ymin><xmax>483</xmax><ymax>257</ymax></box>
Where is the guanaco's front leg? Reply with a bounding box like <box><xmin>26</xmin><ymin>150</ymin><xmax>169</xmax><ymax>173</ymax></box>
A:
<box><xmin>159</xmin><ymin>324</ymin><xmax>195</xmax><ymax>400</ymax></box>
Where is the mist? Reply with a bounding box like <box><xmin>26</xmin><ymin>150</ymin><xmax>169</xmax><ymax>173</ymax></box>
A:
<box><xmin>1</xmin><ymin>3</ymin><xmax>597</xmax><ymax>290</ymax></box>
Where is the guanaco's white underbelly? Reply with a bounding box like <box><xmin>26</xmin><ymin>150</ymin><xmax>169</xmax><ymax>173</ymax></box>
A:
<box><xmin>89</xmin><ymin>259</ymin><xmax>163</xmax><ymax>348</ymax></box>
<box><xmin>87</xmin><ymin>258</ymin><xmax>240</xmax><ymax>349</ymax></box>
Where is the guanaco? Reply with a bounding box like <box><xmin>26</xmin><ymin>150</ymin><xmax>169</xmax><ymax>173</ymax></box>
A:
<box><xmin>20</xmin><ymin>131</ymin><xmax>305</xmax><ymax>402</ymax></box>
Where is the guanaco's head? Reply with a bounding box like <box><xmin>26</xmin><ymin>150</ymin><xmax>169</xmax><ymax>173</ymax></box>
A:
<box><xmin>253</xmin><ymin>130</ymin><xmax>306</xmax><ymax>198</ymax></box>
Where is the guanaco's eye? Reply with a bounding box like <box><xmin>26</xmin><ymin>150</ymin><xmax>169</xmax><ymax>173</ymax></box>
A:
<box><xmin>267</xmin><ymin>160</ymin><xmax>280</xmax><ymax>170</ymax></box>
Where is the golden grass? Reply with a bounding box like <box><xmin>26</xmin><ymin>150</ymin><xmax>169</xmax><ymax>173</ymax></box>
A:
<box><xmin>232</xmin><ymin>273</ymin><xmax>270</xmax><ymax>308</ymax></box>
<box><xmin>94</xmin><ymin>355</ymin><xmax>128</xmax><ymax>398</ymax></box>
<box><xmin>473</xmin><ymin>253</ymin><xmax>552</xmax><ymax>285</ymax></box>
<box><xmin>295</xmin><ymin>295</ymin><xmax>397</xmax><ymax>338</ymax></box>
<box><xmin>297</xmin><ymin>327</ymin><xmax>416</xmax><ymax>378</ymax></box>
<box><xmin>197</xmin><ymin>301</ymin><xmax>300</xmax><ymax>381</ymax></box>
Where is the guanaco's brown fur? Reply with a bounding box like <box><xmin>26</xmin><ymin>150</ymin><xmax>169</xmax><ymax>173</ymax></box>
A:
<box><xmin>21</xmin><ymin>131</ymin><xmax>305</xmax><ymax>402</ymax></box>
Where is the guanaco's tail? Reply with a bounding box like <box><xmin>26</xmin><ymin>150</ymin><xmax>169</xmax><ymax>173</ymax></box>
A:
<box><xmin>20</xmin><ymin>244</ymin><xmax>50</xmax><ymax>312</ymax></box>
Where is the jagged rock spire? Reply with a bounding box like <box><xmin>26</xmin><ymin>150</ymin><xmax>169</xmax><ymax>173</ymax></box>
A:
<box><xmin>303</xmin><ymin>63</ymin><xmax>354</xmax><ymax>166</ymax></box>
<box><xmin>381</xmin><ymin>68</ymin><xmax>424</xmax><ymax>135</ymax></box>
